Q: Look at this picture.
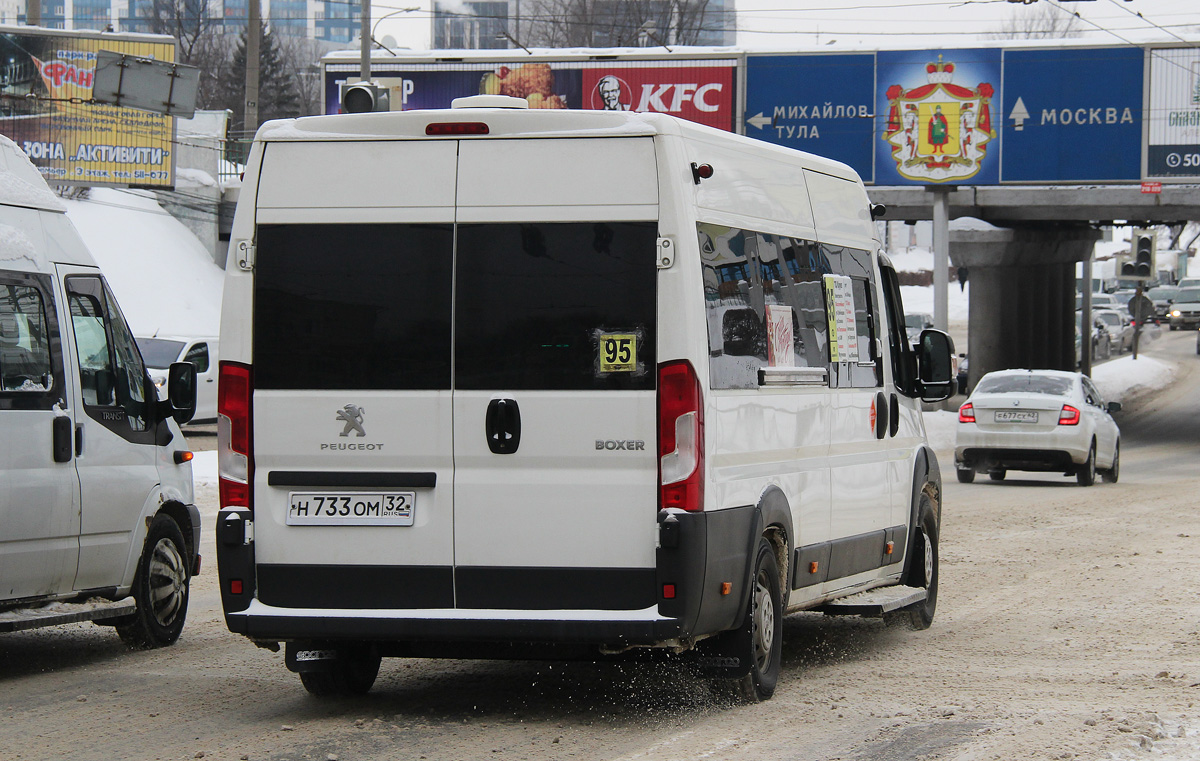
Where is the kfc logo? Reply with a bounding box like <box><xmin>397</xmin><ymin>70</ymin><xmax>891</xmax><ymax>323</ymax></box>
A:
<box><xmin>585</xmin><ymin>65</ymin><xmax>735</xmax><ymax>131</ymax></box>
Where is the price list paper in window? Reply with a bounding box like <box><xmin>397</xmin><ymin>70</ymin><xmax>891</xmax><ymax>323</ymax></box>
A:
<box><xmin>823</xmin><ymin>275</ymin><xmax>860</xmax><ymax>363</ymax></box>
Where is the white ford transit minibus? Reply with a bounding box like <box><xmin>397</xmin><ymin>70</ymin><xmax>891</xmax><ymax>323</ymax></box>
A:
<box><xmin>0</xmin><ymin>136</ymin><xmax>200</xmax><ymax>645</ymax></box>
<box><xmin>216</xmin><ymin>97</ymin><xmax>954</xmax><ymax>701</ymax></box>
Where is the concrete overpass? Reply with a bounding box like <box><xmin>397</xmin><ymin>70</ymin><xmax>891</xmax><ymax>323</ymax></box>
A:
<box><xmin>869</xmin><ymin>185</ymin><xmax>1200</xmax><ymax>389</ymax></box>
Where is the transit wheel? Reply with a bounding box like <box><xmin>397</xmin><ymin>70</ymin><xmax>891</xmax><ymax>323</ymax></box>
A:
<box><xmin>117</xmin><ymin>514</ymin><xmax>190</xmax><ymax>648</ymax></box>
<box><xmin>718</xmin><ymin>538</ymin><xmax>783</xmax><ymax>703</ymax></box>
<box><xmin>896</xmin><ymin>494</ymin><xmax>939</xmax><ymax>631</ymax></box>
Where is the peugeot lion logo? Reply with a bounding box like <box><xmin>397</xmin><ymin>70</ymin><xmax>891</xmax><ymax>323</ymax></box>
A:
<box><xmin>336</xmin><ymin>404</ymin><xmax>366</xmax><ymax>437</ymax></box>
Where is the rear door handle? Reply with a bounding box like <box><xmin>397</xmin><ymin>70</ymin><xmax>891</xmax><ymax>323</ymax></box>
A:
<box><xmin>485</xmin><ymin>398</ymin><xmax>521</xmax><ymax>455</ymax></box>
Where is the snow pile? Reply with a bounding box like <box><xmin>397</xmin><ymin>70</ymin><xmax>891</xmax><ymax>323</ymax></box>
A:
<box><xmin>62</xmin><ymin>188</ymin><xmax>224</xmax><ymax>339</ymax></box>
<box><xmin>1091</xmin><ymin>354</ymin><xmax>1176</xmax><ymax>403</ymax></box>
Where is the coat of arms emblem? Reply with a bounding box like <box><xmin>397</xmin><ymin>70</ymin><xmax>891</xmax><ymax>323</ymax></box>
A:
<box><xmin>882</xmin><ymin>55</ymin><xmax>996</xmax><ymax>183</ymax></box>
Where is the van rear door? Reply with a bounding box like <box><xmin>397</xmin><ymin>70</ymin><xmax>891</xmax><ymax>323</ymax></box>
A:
<box><xmin>450</xmin><ymin>138</ymin><xmax>661</xmax><ymax>611</ymax></box>
<box><xmin>250</xmin><ymin>141</ymin><xmax>459</xmax><ymax>610</ymax></box>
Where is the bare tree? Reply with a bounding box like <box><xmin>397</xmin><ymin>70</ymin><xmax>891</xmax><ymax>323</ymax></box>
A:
<box><xmin>145</xmin><ymin>0</ymin><xmax>223</xmax><ymax>64</ymax></box>
<box><xmin>518</xmin><ymin>0</ymin><xmax>722</xmax><ymax>48</ymax></box>
<box><xmin>988</xmin><ymin>2</ymin><xmax>1083</xmax><ymax>40</ymax></box>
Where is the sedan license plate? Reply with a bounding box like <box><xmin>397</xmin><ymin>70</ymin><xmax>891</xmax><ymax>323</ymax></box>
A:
<box><xmin>994</xmin><ymin>410</ymin><xmax>1038</xmax><ymax>424</ymax></box>
<box><xmin>287</xmin><ymin>492</ymin><xmax>415</xmax><ymax>526</ymax></box>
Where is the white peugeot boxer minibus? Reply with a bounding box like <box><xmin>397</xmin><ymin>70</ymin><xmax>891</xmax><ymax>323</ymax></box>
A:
<box><xmin>216</xmin><ymin>97</ymin><xmax>955</xmax><ymax>701</ymax></box>
<box><xmin>0</xmin><ymin>136</ymin><xmax>200</xmax><ymax>646</ymax></box>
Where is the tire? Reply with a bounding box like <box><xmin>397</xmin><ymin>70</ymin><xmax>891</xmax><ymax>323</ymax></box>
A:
<box><xmin>116</xmin><ymin>514</ymin><xmax>190</xmax><ymax>648</ymax></box>
<box><xmin>716</xmin><ymin>539</ymin><xmax>783</xmax><ymax>703</ymax></box>
<box><xmin>1076</xmin><ymin>443</ymin><xmax>1097</xmax><ymax>487</ymax></box>
<box><xmin>299</xmin><ymin>647</ymin><xmax>381</xmax><ymax>696</ymax></box>
<box><xmin>1101</xmin><ymin>440</ymin><xmax>1120</xmax><ymax>484</ymax></box>
<box><xmin>988</xmin><ymin>469</ymin><xmax>1006</xmax><ymax>481</ymax></box>
<box><xmin>895</xmin><ymin>494</ymin><xmax>939</xmax><ymax>630</ymax></box>
<box><xmin>956</xmin><ymin>467</ymin><xmax>975</xmax><ymax>484</ymax></box>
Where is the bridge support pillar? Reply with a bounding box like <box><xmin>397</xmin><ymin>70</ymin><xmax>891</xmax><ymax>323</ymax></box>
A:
<box><xmin>948</xmin><ymin>222</ymin><xmax>1102</xmax><ymax>392</ymax></box>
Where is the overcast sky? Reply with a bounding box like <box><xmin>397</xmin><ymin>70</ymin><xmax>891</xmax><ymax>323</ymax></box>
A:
<box><xmin>371</xmin><ymin>0</ymin><xmax>1200</xmax><ymax>54</ymax></box>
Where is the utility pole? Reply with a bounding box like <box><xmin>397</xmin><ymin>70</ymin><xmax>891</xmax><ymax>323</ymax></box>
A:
<box><xmin>245</xmin><ymin>0</ymin><xmax>261</xmax><ymax>139</ymax></box>
<box><xmin>360</xmin><ymin>0</ymin><xmax>371</xmax><ymax>82</ymax></box>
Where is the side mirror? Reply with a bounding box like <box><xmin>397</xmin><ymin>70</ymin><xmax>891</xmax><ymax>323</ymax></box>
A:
<box><xmin>1107</xmin><ymin>401</ymin><xmax>1122</xmax><ymax>414</ymax></box>
<box><xmin>166</xmin><ymin>361</ymin><xmax>197</xmax><ymax>424</ymax></box>
<box><xmin>916</xmin><ymin>328</ymin><xmax>955</xmax><ymax>402</ymax></box>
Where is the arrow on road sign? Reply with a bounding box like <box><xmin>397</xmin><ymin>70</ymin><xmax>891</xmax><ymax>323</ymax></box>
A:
<box><xmin>747</xmin><ymin>112</ymin><xmax>772</xmax><ymax>130</ymax></box>
<box><xmin>1009</xmin><ymin>97</ymin><xmax>1030</xmax><ymax>132</ymax></box>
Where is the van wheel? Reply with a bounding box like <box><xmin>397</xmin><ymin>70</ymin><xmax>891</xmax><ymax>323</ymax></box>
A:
<box><xmin>988</xmin><ymin>469</ymin><xmax>1006</xmax><ymax>481</ymax></box>
<box><xmin>1076</xmin><ymin>443</ymin><xmax>1097</xmax><ymax>487</ymax></box>
<box><xmin>894</xmin><ymin>495</ymin><xmax>938</xmax><ymax>630</ymax></box>
<box><xmin>117</xmin><ymin>514</ymin><xmax>190</xmax><ymax>648</ymax></box>
<box><xmin>1101</xmin><ymin>440</ymin><xmax>1120</xmax><ymax>483</ymax></box>
<box><xmin>713</xmin><ymin>538</ymin><xmax>783</xmax><ymax>703</ymax></box>
<box><xmin>299</xmin><ymin>648</ymin><xmax>381</xmax><ymax>696</ymax></box>
<box><xmin>955</xmin><ymin>468</ymin><xmax>975</xmax><ymax>484</ymax></box>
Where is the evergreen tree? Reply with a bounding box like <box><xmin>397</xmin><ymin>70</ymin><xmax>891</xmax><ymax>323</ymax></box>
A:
<box><xmin>216</xmin><ymin>23</ymin><xmax>302</xmax><ymax>142</ymax></box>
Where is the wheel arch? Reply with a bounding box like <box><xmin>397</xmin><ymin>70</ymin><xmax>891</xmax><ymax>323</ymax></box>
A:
<box><xmin>903</xmin><ymin>445</ymin><xmax>941</xmax><ymax>580</ymax></box>
<box><xmin>754</xmin><ymin>485</ymin><xmax>794</xmax><ymax>610</ymax></box>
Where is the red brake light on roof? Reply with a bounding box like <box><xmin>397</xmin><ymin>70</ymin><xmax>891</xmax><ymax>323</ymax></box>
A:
<box><xmin>658</xmin><ymin>360</ymin><xmax>704</xmax><ymax>512</ymax></box>
<box><xmin>1058</xmin><ymin>404</ymin><xmax>1081</xmax><ymax>426</ymax></box>
<box><xmin>426</xmin><ymin>122</ymin><xmax>490</xmax><ymax>136</ymax></box>
<box><xmin>958</xmin><ymin>402</ymin><xmax>975</xmax><ymax>423</ymax></box>
<box><xmin>218</xmin><ymin>361</ymin><xmax>254</xmax><ymax>511</ymax></box>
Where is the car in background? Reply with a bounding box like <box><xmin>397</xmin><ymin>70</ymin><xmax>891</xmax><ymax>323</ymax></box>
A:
<box><xmin>1112</xmin><ymin>289</ymin><xmax>1136</xmax><ymax>309</ymax></box>
<box><xmin>136</xmin><ymin>336</ymin><xmax>219</xmax><ymax>423</ymax></box>
<box><xmin>1093</xmin><ymin>309</ymin><xmax>1133</xmax><ymax>353</ymax></box>
<box><xmin>955</xmin><ymin>369</ymin><xmax>1120</xmax><ymax>487</ymax></box>
<box><xmin>1076</xmin><ymin>315</ymin><xmax>1112</xmax><ymax>363</ymax></box>
<box><xmin>905</xmin><ymin>312</ymin><xmax>934</xmax><ymax>344</ymax></box>
<box><xmin>1168</xmin><ymin>287</ymin><xmax>1200</xmax><ymax>331</ymax></box>
<box><xmin>1146</xmin><ymin>285</ymin><xmax>1180</xmax><ymax>319</ymax></box>
<box><xmin>1177</xmin><ymin>277</ymin><xmax>1200</xmax><ymax>290</ymax></box>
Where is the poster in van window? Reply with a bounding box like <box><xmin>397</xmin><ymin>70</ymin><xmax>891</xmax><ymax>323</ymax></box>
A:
<box><xmin>0</xmin><ymin>29</ymin><xmax>176</xmax><ymax>187</ymax></box>
<box><xmin>823</xmin><ymin>275</ymin><xmax>859</xmax><ymax>363</ymax></box>
<box><xmin>324</xmin><ymin>59</ymin><xmax>737</xmax><ymax>132</ymax></box>
<box><xmin>765</xmin><ymin>304</ymin><xmax>794</xmax><ymax>368</ymax></box>
<box><xmin>875</xmin><ymin>48</ymin><xmax>1001</xmax><ymax>185</ymax></box>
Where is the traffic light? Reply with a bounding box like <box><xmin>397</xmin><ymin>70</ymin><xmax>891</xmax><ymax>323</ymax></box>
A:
<box><xmin>1123</xmin><ymin>229</ymin><xmax>1156</xmax><ymax>280</ymax></box>
<box><xmin>340</xmin><ymin>82</ymin><xmax>391</xmax><ymax>113</ymax></box>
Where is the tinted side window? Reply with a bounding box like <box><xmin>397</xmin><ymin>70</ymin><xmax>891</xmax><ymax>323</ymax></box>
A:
<box><xmin>700</xmin><ymin>224</ymin><xmax>831</xmax><ymax>390</ymax></box>
<box><xmin>0</xmin><ymin>283</ymin><xmax>54</xmax><ymax>393</ymax></box>
<box><xmin>455</xmin><ymin>222</ymin><xmax>657</xmax><ymax>391</ymax></box>
<box><xmin>184</xmin><ymin>343</ymin><xmax>209</xmax><ymax>373</ymax></box>
<box><xmin>254</xmin><ymin>224</ymin><xmax>453</xmax><ymax>390</ymax></box>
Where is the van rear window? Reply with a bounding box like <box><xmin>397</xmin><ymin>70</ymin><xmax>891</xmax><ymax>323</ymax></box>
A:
<box><xmin>254</xmin><ymin>224</ymin><xmax>454</xmax><ymax>390</ymax></box>
<box><xmin>455</xmin><ymin>222</ymin><xmax>657</xmax><ymax>391</ymax></box>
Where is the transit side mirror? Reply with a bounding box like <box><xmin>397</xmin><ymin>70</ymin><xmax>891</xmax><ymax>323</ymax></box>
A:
<box><xmin>166</xmin><ymin>361</ymin><xmax>197</xmax><ymax>424</ymax></box>
<box><xmin>916</xmin><ymin>329</ymin><xmax>955</xmax><ymax>402</ymax></box>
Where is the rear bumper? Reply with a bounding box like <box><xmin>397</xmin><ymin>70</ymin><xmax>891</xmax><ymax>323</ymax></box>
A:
<box><xmin>225</xmin><ymin>600</ymin><xmax>684</xmax><ymax>645</ymax></box>
<box><xmin>956</xmin><ymin>447</ymin><xmax>1079</xmax><ymax>473</ymax></box>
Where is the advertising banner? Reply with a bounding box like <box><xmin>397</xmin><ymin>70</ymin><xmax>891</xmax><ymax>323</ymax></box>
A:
<box><xmin>744</xmin><ymin>54</ymin><xmax>875</xmax><ymax>181</ymax></box>
<box><xmin>875</xmin><ymin>48</ymin><xmax>1002</xmax><ymax>186</ymax></box>
<box><xmin>324</xmin><ymin>58</ymin><xmax>737</xmax><ymax>132</ymax></box>
<box><xmin>1147</xmin><ymin>47</ymin><xmax>1200</xmax><ymax>179</ymax></box>
<box><xmin>1002</xmin><ymin>47</ymin><xmax>1142</xmax><ymax>182</ymax></box>
<box><xmin>0</xmin><ymin>27</ymin><xmax>176</xmax><ymax>187</ymax></box>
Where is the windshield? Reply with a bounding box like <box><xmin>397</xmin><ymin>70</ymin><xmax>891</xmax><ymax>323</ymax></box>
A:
<box><xmin>905</xmin><ymin>314</ymin><xmax>928</xmax><ymax>329</ymax></box>
<box><xmin>1097</xmin><ymin>312</ymin><xmax>1122</xmax><ymax>326</ymax></box>
<box><xmin>134</xmin><ymin>338</ymin><xmax>184</xmax><ymax>369</ymax></box>
<box><xmin>975</xmin><ymin>374</ymin><xmax>1074</xmax><ymax>396</ymax></box>
<box><xmin>1176</xmin><ymin>288</ymin><xmax>1200</xmax><ymax>303</ymax></box>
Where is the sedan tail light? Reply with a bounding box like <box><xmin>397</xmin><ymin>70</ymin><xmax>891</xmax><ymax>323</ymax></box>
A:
<box><xmin>1058</xmin><ymin>404</ymin><xmax>1081</xmax><ymax>426</ymax></box>
<box><xmin>958</xmin><ymin>402</ymin><xmax>975</xmax><ymax>423</ymax></box>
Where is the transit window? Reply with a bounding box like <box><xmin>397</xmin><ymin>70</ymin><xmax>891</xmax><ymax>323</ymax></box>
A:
<box><xmin>0</xmin><ymin>284</ymin><xmax>53</xmax><ymax>392</ymax></box>
<box><xmin>67</xmin><ymin>277</ymin><xmax>150</xmax><ymax>431</ymax></box>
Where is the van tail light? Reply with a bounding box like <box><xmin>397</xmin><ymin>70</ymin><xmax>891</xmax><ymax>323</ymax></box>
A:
<box><xmin>958</xmin><ymin>402</ymin><xmax>975</xmax><ymax>423</ymax></box>
<box><xmin>1058</xmin><ymin>404</ymin><xmax>1081</xmax><ymax>426</ymax></box>
<box><xmin>218</xmin><ymin>361</ymin><xmax>254</xmax><ymax>511</ymax></box>
<box><xmin>658</xmin><ymin>360</ymin><xmax>704</xmax><ymax>512</ymax></box>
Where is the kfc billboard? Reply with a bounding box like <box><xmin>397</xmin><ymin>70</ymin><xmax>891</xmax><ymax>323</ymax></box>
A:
<box><xmin>324</xmin><ymin>55</ymin><xmax>737</xmax><ymax>132</ymax></box>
